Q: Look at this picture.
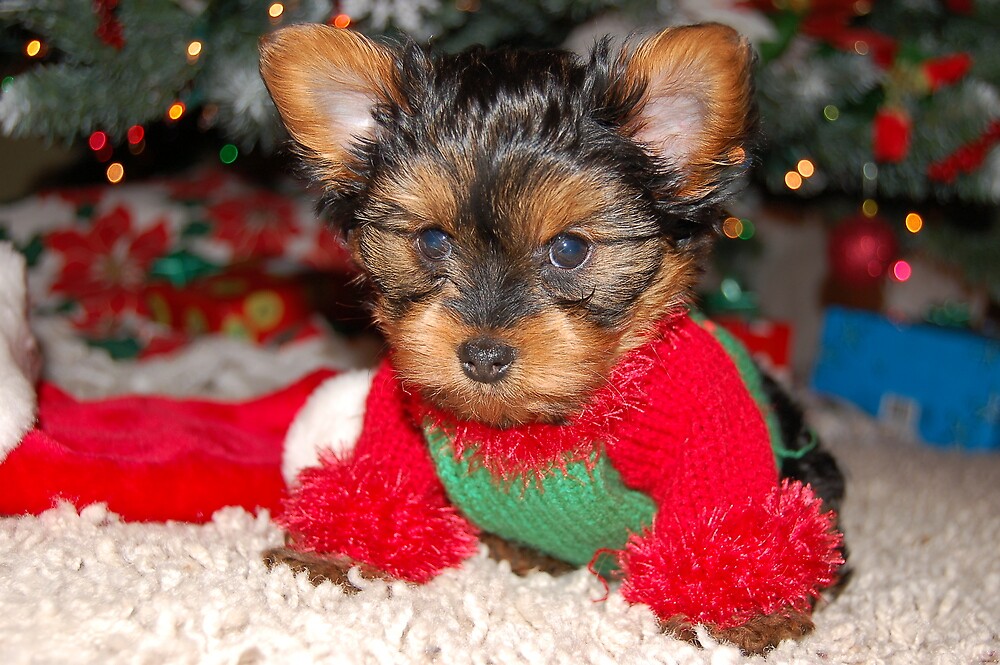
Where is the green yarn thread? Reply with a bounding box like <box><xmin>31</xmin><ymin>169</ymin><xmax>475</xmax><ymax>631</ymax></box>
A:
<box><xmin>425</xmin><ymin>426</ymin><xmax>656</xmax><ymax>572</ymax></box>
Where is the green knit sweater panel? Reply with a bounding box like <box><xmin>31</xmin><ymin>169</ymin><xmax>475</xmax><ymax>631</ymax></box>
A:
<box><xmin>425</xmin><ymin>426</ymin><xmax>657</xmax><ymax>569</ymax></box>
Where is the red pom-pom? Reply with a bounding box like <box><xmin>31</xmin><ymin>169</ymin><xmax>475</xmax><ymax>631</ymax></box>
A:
<box><xmin>619</xmin><ymin>480</ymin><xmax>843</xmax><ymax>630</ymax></box>
<box><xmin>873</xmin><ymin>107</ymin><xmax>912</xmax><ymax>163</ymax></box>
<box><xmin>277</xmin><ymin>451</ymin><xmax>480</xmax><ymax>583</ymax></box>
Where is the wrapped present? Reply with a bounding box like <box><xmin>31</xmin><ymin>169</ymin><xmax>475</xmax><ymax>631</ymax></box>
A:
<box><xmin>812</xmin><ymin>306</ymin><xmax>1000</xmax><ymax>450</ymax></box>
<box><xmin>145</xmin><ymin>266</ymin><xmax>314</xmax><ymax>345</ymax></box>
<box><xmin>717</xmin><ymin>317</ymin><xmax>793</xmax><ymax>383</ymax></box>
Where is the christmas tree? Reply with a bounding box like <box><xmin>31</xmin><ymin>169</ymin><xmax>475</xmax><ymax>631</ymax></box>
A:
<box><xmin>1</xmin><ymin>0</ymin><xmax>998</xmax><ymax>301</ymax></box>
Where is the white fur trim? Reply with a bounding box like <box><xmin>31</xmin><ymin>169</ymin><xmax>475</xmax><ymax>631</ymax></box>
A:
<box><xmin>0</xmin><ymin>242</ymin><xmax>39</xmax><ymax>462</ymax></box>
<box><xmin>281</xmin><ymin>367</ymin><xmax>375</xmax><ymax>485</ymax></box>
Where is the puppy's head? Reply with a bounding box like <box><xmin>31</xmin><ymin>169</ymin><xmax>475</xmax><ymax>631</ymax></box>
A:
<box><xmin>260</xmin><ymin>24</ymin><xmax>755</xmax><ymax>427</ymax></box>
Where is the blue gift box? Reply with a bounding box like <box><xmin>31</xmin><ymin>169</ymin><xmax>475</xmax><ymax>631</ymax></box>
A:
<box><xmin>812</xmin><ymin>306</ymin><xmax>1000</xmax><ymax>451</ymax></box>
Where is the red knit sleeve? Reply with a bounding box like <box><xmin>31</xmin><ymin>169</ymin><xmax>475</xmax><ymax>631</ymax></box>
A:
<box><xmin>607</xmin><ymin>316</ymin><xmax>843</xmax><ymax>628</ymax></box>
<box><xmin>277</xmin><ymin>359</ymin><xmax>480</xmax><ymax>583</ymax></box>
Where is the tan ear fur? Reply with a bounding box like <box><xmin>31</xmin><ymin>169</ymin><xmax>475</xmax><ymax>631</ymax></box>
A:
<box><xmin>624</xmin><ymin>24</ymin><xmax>754</xmax><ymax>199</ymax></box>
<box><xmin>259</xmin><ymin>24</ymin><xmax>399</xmax><ymax>184</ymax></box>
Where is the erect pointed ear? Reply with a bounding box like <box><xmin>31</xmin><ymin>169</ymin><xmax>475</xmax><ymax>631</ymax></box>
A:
<box><xmin>622</xmin><ymin>23</ymin><xmax>755</xmax><ymax>200</ymax></box>
<box><xmin>259</xmin><ymin>24</ymin><xmax>400</xmax><ymax>186</ymax></box>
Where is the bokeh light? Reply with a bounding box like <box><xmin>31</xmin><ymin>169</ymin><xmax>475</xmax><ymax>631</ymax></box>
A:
<box><xmin>905</xmin><ymin>212</ymin><xmax>923</xmax><ymax>233</ymax></box>
<box><xmin>333</xmin><ymin>13</ymin><xmax>351</xmax><ymax>28</ymax></box>
<box><xmin>88</xmin><ymin>131</ymin><xmax>108</xmax><ymax>152</ymax></box>
<box><xmin>25</xmin><ymin>40</ymin><xmax>42</xmax><ymax>57</ymax></box>
<box><xmin>167</xmin><ymin>102</ymin><xmax>186</xmax><ymax>121</ymax></box>
<box><xmin>892</xmin><ymin>260</ymin><xmax>912</xmax><ymax>282</ymax></box>
<box><xmin>797</xmin><ymin>159</ymin><xmax>815</xmax><ymax>178</ymax></box>
<box><xmin>268</xmin><ymin>3</ymin><xmax>284</xmax><ymax>18</ymax></box>
<box><xmin>785</xmin><ymin>171</ymin><xmax>803</xmax><ymax>190</ymax></box>
<box><xmin>219</xmin><ymin>144</ymin><xmax>239</xmax><ymax>164</ymax></box>
<box><xmin>106</xmin><ymin>162</ymin><xmax>125</xmax><ymax>184</ymax></box>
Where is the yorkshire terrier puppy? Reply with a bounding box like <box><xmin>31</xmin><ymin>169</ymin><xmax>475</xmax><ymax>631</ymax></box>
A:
<box><xmin>258</xmin><ymin>22</ymin><xmax>847</xmax><ymax>655</ymax></box>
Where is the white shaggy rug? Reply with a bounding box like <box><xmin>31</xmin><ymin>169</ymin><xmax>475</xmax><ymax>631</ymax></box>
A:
<box><xmin>2</xmin><ymin>370</ymin><xmax>999</xmax><ymax>664</ymax></box>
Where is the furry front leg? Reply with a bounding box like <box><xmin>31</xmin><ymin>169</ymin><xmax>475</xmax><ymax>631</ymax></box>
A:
<box><xmin>619</xmin><ymin>480</ymin><xmax>843</xmax><ymax>655</ymax></box>
<box><xmin>270</xmin><ymin>359</ymin><xmax>480</xmax><ymax>586</ymax></box>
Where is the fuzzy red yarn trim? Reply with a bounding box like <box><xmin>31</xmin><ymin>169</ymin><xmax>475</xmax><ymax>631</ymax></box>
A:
<box><xmin>276</xmin><ymin>450</ymin><xmax>481</xmax><ymax>584</ymax></box>
<box><xmin>619</xmin><ymin>480</ymin><xmax>844</xmax><ymax>630</ymax></box>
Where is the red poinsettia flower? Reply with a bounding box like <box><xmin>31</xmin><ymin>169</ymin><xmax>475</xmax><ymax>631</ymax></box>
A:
<box><xmin>47</xmin><ymin>205</ymin><xmax>170</xmax><ymax>331</ymax></box>
<box><xmin>206</xmin><ymin>191</ymin><xmax>300</xmax><ymax>260</ymax></box>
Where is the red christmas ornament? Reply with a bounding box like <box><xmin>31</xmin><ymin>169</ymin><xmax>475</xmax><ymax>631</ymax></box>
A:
<box><xmin>827</xmin><ymin>214</ymin><xmax>899</xmax><ymax>287</ymax></box>
<box><xmin>923</xmin><ymin>53</ymin><xmax>973</xmax><ymax>92</ymax></box>
<box><xmin>93</xmin><ymin>0</ymin><xmax>125</xmax><ymax>50</ymax></box>
<box><xmin>873</xmin><ymin>107</ymin><xmax>912</xmax><ymax>163</ymax></box>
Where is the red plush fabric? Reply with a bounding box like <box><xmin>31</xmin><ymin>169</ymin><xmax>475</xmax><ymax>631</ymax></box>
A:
<box><xmin>619</xmin><ymin>480</ymin><xmax>844</xmax><ymax>629</ymax></box>
<box><xmin>278</xmin><ymin>360</ymin><xmax>481</xmax><ymax>582</ymax></box>
<box><xmin>0</xmin><ymin>369</ymin><xmax>334</xmax><ymax>522</ymax></box>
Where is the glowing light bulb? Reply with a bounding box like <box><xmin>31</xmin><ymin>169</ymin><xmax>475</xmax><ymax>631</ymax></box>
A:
<box><xmin>127</xmin><ymin>125</ymin><xmax>145</xmax><ymax>145</ymax></box>
<box><xmin>88</xmin><ymin>131</ymin><xmax>108</xmax><ymax>152</ymax></box>
<box><xmin>905</xmin><ymin>212</ymin><xmax>923</xmax><ymax>234</ymax></box>
<box><xmin>268</xmin><ymin>2</ymin><xmax>284</xmax><ymax>18</ymax></box>
<box><xmin>892</xmin><ymin>260</ymin><xmax>912</xmax><ymax>282</ymax></box>
<box><xmin>784</xmin><ymin>171</ymin><xmax>803</xmax><ymax>190</ymax></box>
<box><xmin>106</xmin><ymin>162</ymin><xmax>125</xmax><ymax>184</ymax></box>
<box><xmin>333</xmin><ymin>13</ymin><xmax>351</xmax><ymax>28</ymax></box>
<box><xmin>797</xmin><ymin>159</ymin><xmax>815</xmax><ymax>178</ymax></box>
<box><xmin>167</xmin><ymin>102</ymin><xmax>186</xmax><ymax>121</ymax></box>
<box><xmin>722</xmin><ymin>217</ymin><xmax>743</xmax><ymax>239</ymax></box>
<box><xmin>25</xmin><ymin>39</ymin><xmax>42</xmax><ymax>57</ymax></box>
<box><xmin>219</xmin><ymin>144</ymin><xmax>239</xmax><ymax>164</ymax></box>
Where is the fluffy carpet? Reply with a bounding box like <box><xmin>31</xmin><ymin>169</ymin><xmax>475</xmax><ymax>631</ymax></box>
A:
<box><xmin>2</xmin><ymin>383</ymin><xmax>998</xmax><ymax>664</ymax></box>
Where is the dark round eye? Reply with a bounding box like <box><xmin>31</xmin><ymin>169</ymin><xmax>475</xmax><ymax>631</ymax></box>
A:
<box><xmin>416</xmin><ymin>228</ymin><xmax>453</xmax><ymax>261</ymax></box>
<box><xmin>548</xmin><ymin>233</ymin><xmax>590</xmax><ymax>270</ymax></box>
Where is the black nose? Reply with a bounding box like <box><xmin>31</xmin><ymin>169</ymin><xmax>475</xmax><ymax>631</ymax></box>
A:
<box><xmin>458</xmin><ymin>337</ymin><xmax>517</xmax><ymax>384</ymax></box>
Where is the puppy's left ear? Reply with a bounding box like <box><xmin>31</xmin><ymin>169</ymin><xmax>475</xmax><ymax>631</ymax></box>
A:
<box><xmin>621</xmin><ymin>24</ymin><xmax>755</xmax><ymax>200</ymax></box>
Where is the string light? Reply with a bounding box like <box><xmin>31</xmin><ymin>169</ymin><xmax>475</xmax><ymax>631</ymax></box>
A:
<box><xmin>167</xmin><ymin>101</ymin><xmax>186</xmax><ymax>121</ymax></box>
<box><xmin>1</xmin><ymin>76</ymin><xmax>13</xmax><ymax>92</ymax></box>
<box><xmin>722</xmin><ymin>216</ymin><xmax>743</xmax><ymax>239</ymax></box>
<box><xmin>854</xmin><ymin>40</ymin><xmax>869</xmax><ymax>56</ymax></box>
<box><xmin>785</xmin><ymin>171</ymin><xmax>803</xmax><ymax>190</ymax></box>
<box><xmin>25</xmin><ymin>39</ymin><xmax>43</xmax><ymax>57</ymax></box>
<box><xmin>88</xmin><ymin>131</ymin><xmax>108</xmax><ymax>152</ymax></box>
<box><xmin>268</xmin><ymin>2</ymin><xmax>284</xmax><ymax>18</ymax></box>
<box><xmin>127</xmin><ymin>125</ymin><xmax>144</xmax><ymax>145</ymax></box>
<box><xmin>219</xmin><ymin>144</ymin><xmax>239</xmax><ymax>164</ymax></box>
<box><xmin>796</xmin><ymin>159</ymin><xmax>815</xmax><ymax>178</ymax></box>
<box><xmin>187</xmin><ymin>40</ymin><xmax>203</xmax><ymax>63</ymax></box>
<box><xmin>862</xmin><ymin>198</ymin><xmax>879</xmax><ymax>217</ymax></box>
<box><xmin>905</xmin><ymin>212</ymin><xmax>923</xmax><ymax>233</ymax></box>
<box><xmin>823</xmin><ymin>105</ymin><xmax>840</xmax><ymax>121</ymax></box>
<box><xmin>892</xmin><ymin>260</ymin><xmax>912</xmax><ymax>282</ymax></box>
<box><xmin>333</xmin><ymin>13</ymin><xmax>351</xmax><ymax>28</ymax></box>
<box><xmin>106</xmin><ymin>162</ymin><xmax>125</xmax><ymax>184</ymax></box>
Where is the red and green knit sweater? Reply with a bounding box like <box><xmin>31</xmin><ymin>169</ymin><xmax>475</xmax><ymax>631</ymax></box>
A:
<box><xmin>280</xmin><ymin>312</ymin><xmax>843</xmax><ymax>629</ymax></box>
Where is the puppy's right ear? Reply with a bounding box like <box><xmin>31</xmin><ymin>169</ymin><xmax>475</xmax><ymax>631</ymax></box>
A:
<box><xmin>259</xmin><ymin>24</ymin><xmax>399</xmax><ymax>188</ymax></box>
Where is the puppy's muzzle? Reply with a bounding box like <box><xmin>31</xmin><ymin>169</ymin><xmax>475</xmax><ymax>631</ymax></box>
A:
<box><xmin>458</xmin><ymin>336</ymin><xmax>517</xmax><ymax>384</ymax></box>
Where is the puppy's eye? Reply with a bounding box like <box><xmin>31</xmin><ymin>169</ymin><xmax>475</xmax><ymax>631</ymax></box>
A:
<box><xmin>416</xmin><ymin>228</ymin><xmax>453</xmax><ymax>261</ymax></box>
<box><xmin>548</xmin><ymin>233</ymin><xmax>590</xmax><ymax>270</ymax></box>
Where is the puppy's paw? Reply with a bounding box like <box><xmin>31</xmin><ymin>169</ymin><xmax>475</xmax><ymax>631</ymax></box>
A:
<box><xmin>262</xmin><ymin>546</ymin><xmax>392</xmax><ymax>592</ymax></box>
<box><xmin>660</xmin><ymin>608</ymin><xmax>814</xmax><ymax>656</ymax></box>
